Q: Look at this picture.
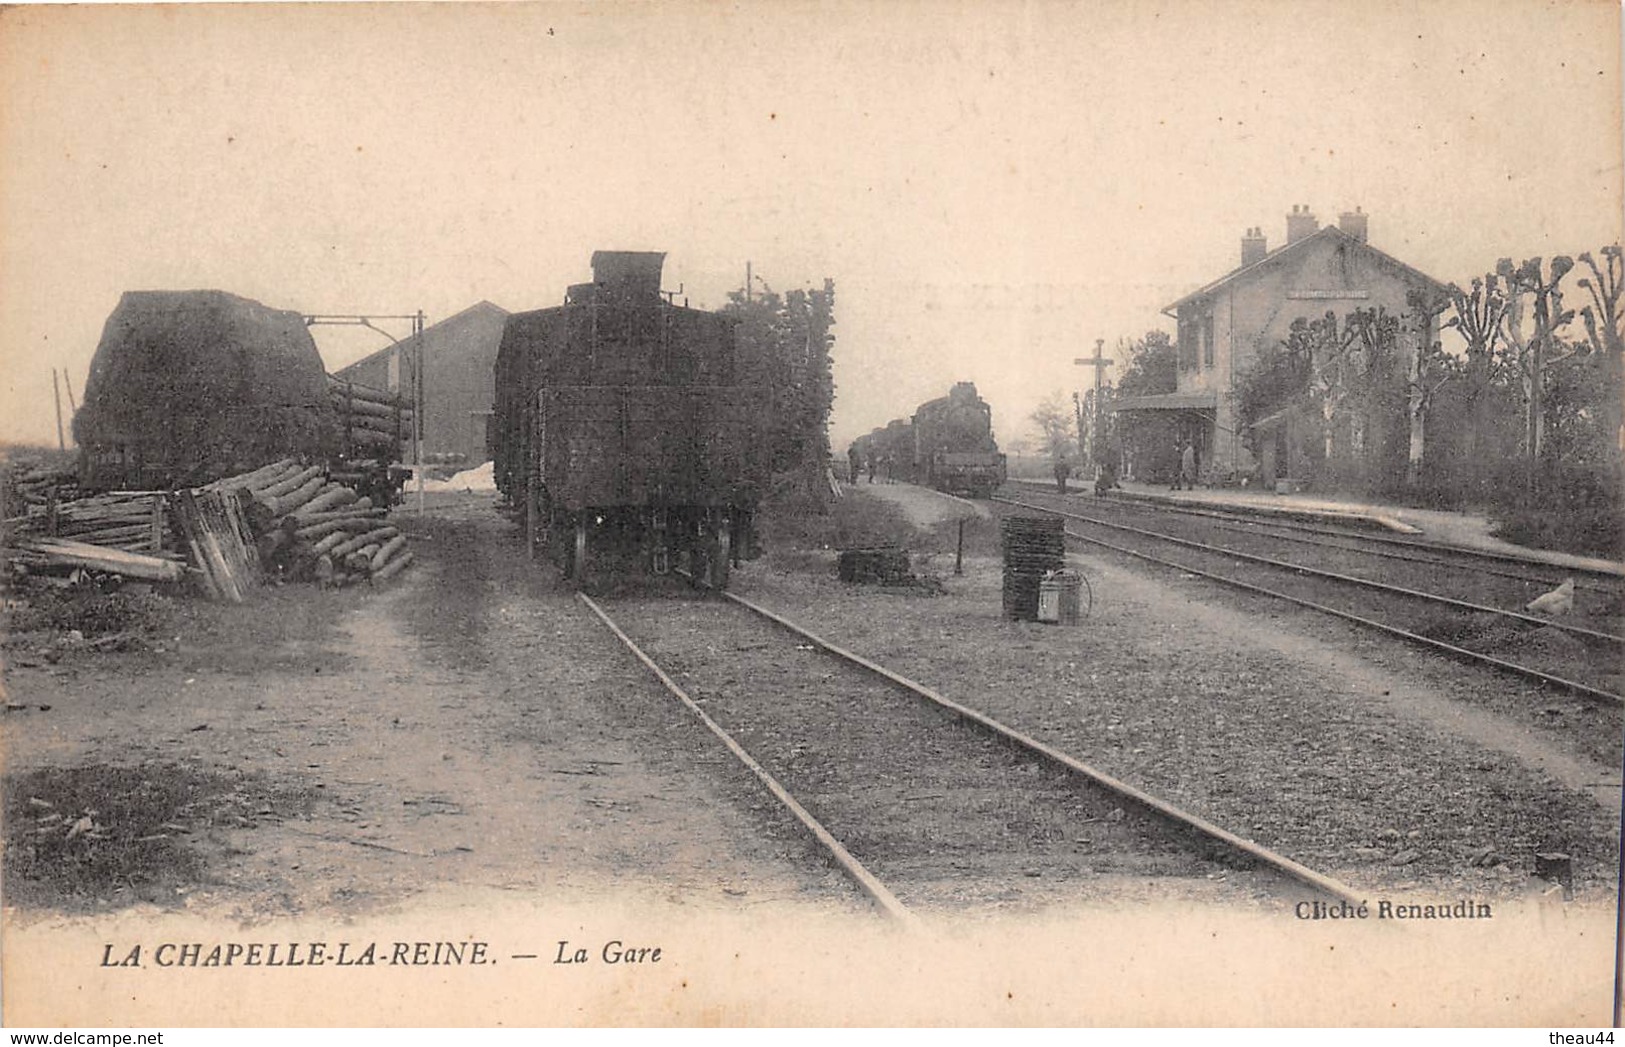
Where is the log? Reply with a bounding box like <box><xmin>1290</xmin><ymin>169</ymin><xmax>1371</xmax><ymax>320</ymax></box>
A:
<box><xmin>264</xmin><ymin>476</ymin><xmax>327</xmax><ymax>516</ymax></box>
<box><xmin>258</xmin><ymin>465</ymin><xmax>325</xmax><ymax>500</ymax></box>
<box><xmin>333</xmin><ymin>395</ymin><xmax>413</xmax><ymax>421</ymax></box>
<box><xmin>292</xmin><ymin>499</ymin><xmax>376</xmax><ymax>526</ymax></box>
<box><xmin>329</xmin><ymin>526</ymin><xmax>398</xmax><ymax>559</ymax></box>
<box><xmin>327</xmin><ymin>375</ymin><xmax>409</xmax><ymax>406</ymax></box>
<box><xmin>242</xmin><ymin>463</ymin><xmax>306</xmax><ymax>494</ymax></box>
<box><xmin>370</xmin><ymin>534</ymin><xmax>408</xmax><ymax>571</ymax></box>
<box><xmin>296</xmin><ymin>516</ymin><xmax>384</xmax><ymax>542</ymax></box>
<box><xmin>209</xmin><ymin>459</ymin><xmax>297</xmax><ymax>492</ymax></box>
<box><xmin>344</xmin><ymin>428</ymin><xmax>400</xmax><ymax>450</ymax></box>
<box><xmin>374</xmin><ymin>551</ymin><xmax>414</xmax><ymax>581</ymax></box>
<box><xmin>343</xmin><ymin>414</ymin><xmax>407</xmax><ymax>437</ymax></box>
<box><xmin>311</xmin><ymin>531</ymin><xmax>349</xmax><ymax>556</ymax></box>
<box><xmin>15</xmin><ymin>537</ymin><xmax>185</xmax><ymax>583</ymax></box>
<box><xmin>293</xmin><ymin>487</ymin><xmax>359</xmax><ymax>518</ymax></box>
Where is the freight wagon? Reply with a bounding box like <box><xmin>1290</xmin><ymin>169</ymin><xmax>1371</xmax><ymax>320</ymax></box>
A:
<box><xmin>491</xmin><ymin>252</ymin><xmax>769</xmax><ymax>589</ymax></box>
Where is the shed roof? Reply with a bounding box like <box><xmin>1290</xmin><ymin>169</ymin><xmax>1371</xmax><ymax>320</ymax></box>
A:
<box><xmin>332</xmin><ymin>300</ymin><xmax>509</xmax><ymax>376</ymax></box>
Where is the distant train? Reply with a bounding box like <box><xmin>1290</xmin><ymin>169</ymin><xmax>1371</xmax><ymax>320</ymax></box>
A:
<box><xmin>490</xmin><ymin>252</ymin><xmax>769</xmax><ymax>588</ymax></box>
<box><xmin>850</xmin><ymin>382</ymin><xmax>1006</xmax><ymax>497</ymax></box>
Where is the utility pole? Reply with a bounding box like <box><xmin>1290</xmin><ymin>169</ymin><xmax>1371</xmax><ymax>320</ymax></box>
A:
<box><xmin>414</xmin><ymin>309</ymin><xmax>426</xmax><ymax>513</ymax></box>
<box><xmin>51</xmin><ymin>368</ymin><xmax>65</xmax><ymax>451</ymax></box>
<box><xmin>1073</xmin><ymin>339</ymin><xmax>1114</xmax><ymax>473</ymax></box>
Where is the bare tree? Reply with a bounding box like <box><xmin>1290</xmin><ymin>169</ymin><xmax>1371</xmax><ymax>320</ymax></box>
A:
<box><xmin>1029</xmin><ymin>394</ymin><xmax>1076</xmax><ymax>466</ymax></box>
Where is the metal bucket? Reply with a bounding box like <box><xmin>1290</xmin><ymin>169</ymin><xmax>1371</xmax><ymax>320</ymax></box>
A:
<box><xmin>1037</xmin><ymin>570</ymin><xmax>1082</xmax><ymax>625</ymax></box>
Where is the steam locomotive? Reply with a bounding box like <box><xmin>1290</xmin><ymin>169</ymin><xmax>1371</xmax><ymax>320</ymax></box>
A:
<box><xmin>850</xmin><ymin>382</ymin><xmax>1006</xmax><ymax>497</ymax></box>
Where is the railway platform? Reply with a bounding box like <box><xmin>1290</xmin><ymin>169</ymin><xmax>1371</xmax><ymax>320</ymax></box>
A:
<box><xmin>1054</xmin><ymin>478</ymin><xmax>1624</xmax><ymax>578</ymax></box>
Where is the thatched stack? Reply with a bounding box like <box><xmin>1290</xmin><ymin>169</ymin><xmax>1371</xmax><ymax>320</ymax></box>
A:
<box><xmin>73</xmin><ymin>290</ymin><xmax>336</xmax><ymax>490</ymax></box>
<box><xmin>207</xmin><ymin>459</ymin><xmax>414</xmax><ymax>587</ymax></box>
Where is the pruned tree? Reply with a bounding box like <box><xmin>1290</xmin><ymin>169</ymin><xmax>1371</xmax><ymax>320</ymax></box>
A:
<box><xmin>1575</xmin><ymin>245</ymin><xmax>1624</xmax><ymax>452</ymax></box>
<box><xmin>1441</xmin><ymin>267</ymin><xmax>1514</xmax><ymax>495</ymax></box>
<box><xmin>1402</xmin><ymin>288</ymin><xmax>1459</xmax><ymax>486</ymax></box>
<box><xmin>1499</xmin><ymin>255</ymin><xmax>1576</xmax><ymax>462</ymax></box>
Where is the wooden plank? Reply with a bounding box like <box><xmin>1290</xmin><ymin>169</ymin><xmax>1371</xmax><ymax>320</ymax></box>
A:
<box><xmin>16</xmin><ymin>537</ymin><xmax>184</xmax><ymax>583</ymax></box>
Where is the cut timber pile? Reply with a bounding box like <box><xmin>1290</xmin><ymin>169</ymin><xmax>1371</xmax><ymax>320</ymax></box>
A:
<box><xmin>5</xmin><ymin>489</ymin><xmax>175</xmax><ymax>557</ymax></box>
<box><xmin>3</xmin><ymin>457</ymin><xmax>417</xmax><ymax>601</ymax></box>
<box><xmin>327</xmin><ymin>376</ymin><xmax>414</xmax><ymax>459</ymax></box>
<box><xmin>205</xmin><ymin>458</ymin><xmax>415</xmax><ymax>593</ymax></box>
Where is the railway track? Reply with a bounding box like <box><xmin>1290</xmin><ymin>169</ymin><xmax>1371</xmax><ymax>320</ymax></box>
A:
<box><xmin>994</xmin><ymin>489</ymin><xmax>1625</xmax><ymax>705</ymax></box>
<box><xmin>578</xmin><ymin>589</ymin><xmax>1364</xmax><ymax>924</ymax></box>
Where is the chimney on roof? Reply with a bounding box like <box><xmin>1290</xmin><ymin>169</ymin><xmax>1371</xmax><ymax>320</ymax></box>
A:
<box><xmin>1286</xmin><ymin>204</ymin><xmax>1319</xmax><ymax>245</ymax></box>
<box><xmin>1241</xmin><ymin>226</ymin><xmax>1268</xmax><ymax>267</ymax></box>
<box><xmin>1338</xmin><ymin>206</ymin><xmax>1369</xmax><ymax>243</ymax></box>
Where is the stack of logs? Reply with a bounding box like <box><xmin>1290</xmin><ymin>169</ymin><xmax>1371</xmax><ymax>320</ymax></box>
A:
<box><xmin>208</xmin><ymin>458</ymin><xmax>414</xmax><ymax>587</ymax></box>
<box><xmin>328</xmin><ymin>377</ymin><xmax>414</xmax><ymax>459</ymax></box>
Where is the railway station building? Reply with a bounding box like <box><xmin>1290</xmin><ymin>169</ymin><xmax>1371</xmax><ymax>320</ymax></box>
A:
<box><xmin>332</xmin><ymin>300</ymin><xmax>509</xmax><ymax>464</ymax></box>
<box><xmin>1112</xmin><ymin>207</ymin><xmax>1450</xmax><ymax>485</ymax></box>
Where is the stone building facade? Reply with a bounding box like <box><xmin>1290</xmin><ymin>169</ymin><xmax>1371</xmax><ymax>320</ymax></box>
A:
<box><xmin>1113</xmin><ymin>207</ymin><xmax>1449</xmax><ymax>481</ymax></box>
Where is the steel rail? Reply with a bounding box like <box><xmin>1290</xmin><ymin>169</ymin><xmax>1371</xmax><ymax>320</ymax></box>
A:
<box><xmin>576</xmin><ymin>592</ymin><xmax>923</xmax><ymax>929</ymax></box>
<box><xmin>1001</xmin><ymin>495</ymin><xmax>1624</xmax><ymax>647</ymax></box>
<box><xmin>995</xmin><ymin>496</ymin><xmax>1624</xmax><ymax>706</ymax></box>
<box><xmin>1003</xmin><ymin>478</ymin><xmax>1625</xmax><ymax>585</ymax></box>
<box><xmin>1188</xmin><ymin>513</ymin><xmax>1615</xmax><ymax>594</ymax></box>
<box><xmin>721</xmin><ymin>590</ymin><xmax>1367</xmax><ymax>906</ymax></box>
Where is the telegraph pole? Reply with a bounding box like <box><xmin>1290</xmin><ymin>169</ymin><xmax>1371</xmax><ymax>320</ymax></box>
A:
<box><xmin>51</xmin><ymin>368</ymin><xmax>65</xmax><ymax>451</ymax></box>
<box><xmin>1073</xmin><ymin>339</ymin><xmax>1114</xmax><ymax>473</ymax></box>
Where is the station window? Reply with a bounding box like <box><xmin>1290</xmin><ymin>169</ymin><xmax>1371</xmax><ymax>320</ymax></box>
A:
<box><xmin>1202</xmin><ymin>315</ymin><xmax>1215</xmax><ymax>368</ymax></box>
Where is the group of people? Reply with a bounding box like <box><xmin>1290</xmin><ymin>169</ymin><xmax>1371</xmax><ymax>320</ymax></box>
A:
<box><xmin>1049</xmin><ymin>440</ymin><xmax>1196</xmax><ymax>496</ymax></box>
<box><xmin>847</xmin><ymin>447</ymin><xmax>892</xmax><ymax>484</ymax></box>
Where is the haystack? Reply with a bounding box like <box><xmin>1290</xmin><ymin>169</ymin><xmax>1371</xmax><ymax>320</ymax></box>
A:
<box><xmin>74</xmin><ymin>291</ymin><xmax>337</xmax><ymax>488</ymax></box>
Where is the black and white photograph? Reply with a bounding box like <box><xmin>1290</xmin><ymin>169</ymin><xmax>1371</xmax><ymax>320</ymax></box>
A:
<box><xmin>1</xmin><ymin>0</ymin><xmax>1621</xmax><ymax>1030</ymax></box>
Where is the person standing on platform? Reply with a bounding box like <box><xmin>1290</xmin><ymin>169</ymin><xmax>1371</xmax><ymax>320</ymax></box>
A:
<box><xmin>1179</xmin><ymin>441</ymin><xmax>1197</xmax><ymax>490</ymax></box>
<box><xmin>1053</xmin><ymin>458</ymin><xmax>1072</xmax><ymax>494</ymax></box>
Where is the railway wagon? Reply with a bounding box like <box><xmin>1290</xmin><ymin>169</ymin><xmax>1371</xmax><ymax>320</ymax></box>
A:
<box><xmin>911</xmin><ymin>381</ymin><xmax>1006</xmax><ymax>497</ymax></box>
<box><xmin>849</xmin><ymin>418</ymin><xmax>914</xmax><ymax>482</ymax></box>
<box><xmin>492</xmin><ymin>251</ymin><xmax>768</xmax><ymax>588</ymax></box>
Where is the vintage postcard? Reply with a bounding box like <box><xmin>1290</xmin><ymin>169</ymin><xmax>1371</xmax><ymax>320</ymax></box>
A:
<box><xmin>1</xmin><ymin>0</ymin><xmax>1621</xmax><ymax>1029</ymax></box>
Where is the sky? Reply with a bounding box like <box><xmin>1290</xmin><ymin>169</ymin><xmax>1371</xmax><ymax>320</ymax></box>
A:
<box><xmin>1</xmin><ymin>0</ymin><xmax>1620</xmax><ymax>454</ymax></box>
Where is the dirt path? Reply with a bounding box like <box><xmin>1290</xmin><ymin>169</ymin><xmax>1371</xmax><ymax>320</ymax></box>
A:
<box><xmin>3</xmin><ymin>499</ymin><xmax>847</xmax><ymax>921</ymax></box>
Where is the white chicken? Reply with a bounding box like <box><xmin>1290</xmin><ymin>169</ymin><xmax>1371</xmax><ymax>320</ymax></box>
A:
<box><xmin>1525</xmin><ymin>577</ymin><xmax>1575</xmax><ymax>617</ymax></box>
